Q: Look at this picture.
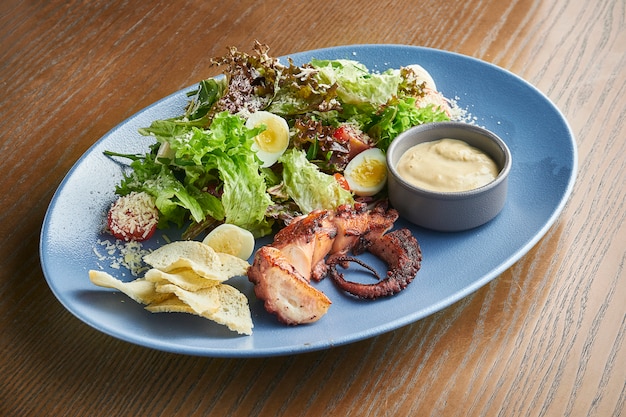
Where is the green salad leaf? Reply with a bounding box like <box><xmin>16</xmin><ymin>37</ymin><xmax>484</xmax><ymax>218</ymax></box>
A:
<box><xmin>279</xmin><ymin>148</ymin><xmax>354</xmax><ymax>213</ymax></box>
<box><xmin>106</xmin><ymin>43</ymin><xmax>459</xmax><ymax>239</ymax></box>
<box><xmin>311</xmin><ymin>59</ymin><xmax>401</xmax><ymax>109</ymax></box>
<box><xmin>116</xmin><ymin>112</ymin><xmax>274</xmax><ymax>238</ymax></box>
<box><xmin>113</xmin><ymin>146</ymin><xmax>214</xmax><ymax>229</ymax></box>
<box><xmin>369</xmin><ymin>97</ymin><xmax>450</xmax><ymax>151</ymax></box>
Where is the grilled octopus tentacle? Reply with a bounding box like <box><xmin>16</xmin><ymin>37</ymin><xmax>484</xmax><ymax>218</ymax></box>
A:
<box><xmin>247</xmin><ymin>203</ymin><xmax>422</xmax><ymax>324</ymax></box>
<box><xmin>327</xmin><ymin>255</ymin><xmax>383</xmax><ymax>281</ymax></box>
<box><xmin>327</xmin><ymin>228</ymin><xmax>422</xmax><ymax>299</ymax></box>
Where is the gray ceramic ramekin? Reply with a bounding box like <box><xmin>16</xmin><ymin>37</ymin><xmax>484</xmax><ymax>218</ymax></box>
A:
<box><xmin>386</xmin><ymin>122</ymin><xmax>512</xmax><ymax>232</ymax></box>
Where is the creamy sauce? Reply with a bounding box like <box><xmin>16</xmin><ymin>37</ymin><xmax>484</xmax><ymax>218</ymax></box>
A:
<box><xmin>396</xmin><ymin>138</ymin><xmax>499</xmax><ymax>192</ymax></box>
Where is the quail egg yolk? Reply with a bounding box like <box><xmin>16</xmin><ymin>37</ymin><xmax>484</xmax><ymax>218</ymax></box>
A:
<box><xmin>246</xmin><ymin>111</ymin><xmax>290</xmax><ymax>167</ymax></box>
<box><xmin>343</xmin><ymin>148</ymin><xmax>388</xmax><ymax>196</ymax></box>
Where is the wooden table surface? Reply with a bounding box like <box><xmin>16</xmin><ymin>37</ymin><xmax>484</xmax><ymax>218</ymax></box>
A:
<box><xmin>1</xmin><ymin>0</ymin><xmax>624</xmax><ymax>415</ymax></box>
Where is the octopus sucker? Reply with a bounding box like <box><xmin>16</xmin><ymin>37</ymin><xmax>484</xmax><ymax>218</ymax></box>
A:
<box><xmin>247</xmin><ymin>203</ymin><xmax>422</xmax><ymax>324</ymax></box>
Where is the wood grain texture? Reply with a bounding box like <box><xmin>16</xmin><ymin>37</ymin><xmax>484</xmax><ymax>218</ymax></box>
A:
<box><xmin>1</xmin><ymin>0</ymin><xmax>624</xmax><ymax>416</ymax></box>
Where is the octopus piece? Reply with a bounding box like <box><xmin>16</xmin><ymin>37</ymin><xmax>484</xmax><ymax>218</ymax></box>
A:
<box><xmin>327</xmin><ymin>228</ymin><xmax>421</xmax><ymax>299</ymax></box>
<box><xmin>247</xmin><ymin>203</ymin><xmax>422</xmax><ymax>325</ymax></box>
<box><xmin>247</xmin><ymin>246</ymin><xmax>332</xmax><ymax>325</ymax></box>
<box><xmin>271</xmin><ymin>209</ymin><xmax>337</xmax><ymax>282</ymax></box>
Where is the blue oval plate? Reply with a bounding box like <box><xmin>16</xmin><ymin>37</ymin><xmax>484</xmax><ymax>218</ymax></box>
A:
<box><xmin>40</xmin><ymin>45</ymin><xmax>577</xmax><ymax>357</ymax></box>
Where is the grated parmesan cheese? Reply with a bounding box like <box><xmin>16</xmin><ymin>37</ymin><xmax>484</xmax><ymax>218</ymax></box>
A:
<box><xmin>94</xmin><ymin>238</ymin><xmax>152</xmax><ymax>277</ymax></box>
<box><xmin>108</xmin><ymin>192</ymin><xmax>159</xmax><ymax>241</ymax></box>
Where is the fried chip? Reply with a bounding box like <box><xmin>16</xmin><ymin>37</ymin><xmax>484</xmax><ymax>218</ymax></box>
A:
<box><xmin>204</xmin><ymin>284</ymin><xmax>253</xmax><ymax>335</ymax></box>
<box><xmin>145</xmin><ymin>295</ymin><xmax>195</xmax><ymax>314</ymax></box>
<box><xmin>89</xmin><ymin>270</ymin><xmax>168</xmax><ymax>304</ymax></box>
<box><xmin>90</xmin><ymin>240</ymin><xmax>254</xmax><ymax>335</ymax></box>
<box><xmin>143</xmin><ymin>241</ymin><xmax>220</xmax><ymax>271</ymax></box>
<box><xmin>146</xmin><ymin>285</ymin><xmax>253</xmax><ymax>335</ymax></box>
<box><xmin>163</xmin><ymin>253</ymin><xmax>249</xmax><ymax>281</ymax></box>
<box><xmin>144</xmin><ymin>268</ymin><xmax>220</xmax><ymax>291</ymax></box>
<box><xmin>216</xmin><ymin>252</ymin><xmax>250</xmax><ymax>277</ymax></box>
<box><xmin>144</xmin><ymin>240</ymin><xmax>250</xmax><ymax>281</ymax></box>
<box><xmin>155</xmin><ymin>283</ymin><xmax>221</xmax><ymax>315</ymax></box>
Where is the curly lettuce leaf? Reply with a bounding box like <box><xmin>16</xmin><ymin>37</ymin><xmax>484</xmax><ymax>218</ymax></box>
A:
<box><xmin>310</xmin><ymin>59</ymin><xmax>401</xmax><ymax>109</ymax></box>
<box><xmin>114</xmin><ymin>150</ymin><xmax>221</xmax><ymax>228</ymax></box>
<box><xmin>266</xmin><ymin>62</ymin><xmax>340</xmax><ymax>116</ymax></box>
<box><xmin>174</xmin><ymin>112</ymin><xmax>274</xmax><ymax>237</ymax></box>
<box><xmin>279</xmin><ymin>148</ymin><xmax>354</xmax><ymax>214</ymax></box>
<box><xmin>368</xmin><ymin>97</ymin><xmax>450</xmax><ymax>151</ymax></box>
<box><xmin>118</xmin><ymin>112</ymin><xmax>274</xmax><ymax>237</ymax></box>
